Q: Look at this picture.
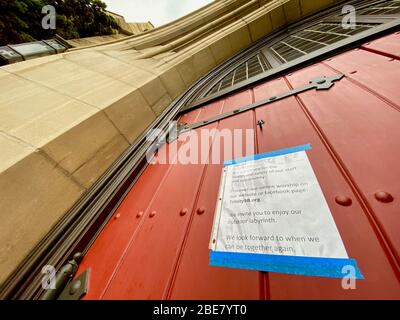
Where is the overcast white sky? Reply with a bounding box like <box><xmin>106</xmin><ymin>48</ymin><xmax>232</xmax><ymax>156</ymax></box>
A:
<box><xmin>102</xmin><ymin>0</ymin><xmax>213</xmax><ymax>27</ymax></box>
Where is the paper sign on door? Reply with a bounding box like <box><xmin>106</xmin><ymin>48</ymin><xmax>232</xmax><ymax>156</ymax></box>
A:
<box><xmin>209</xmin><ymin>144</ymin><xmax>363</xmax><ymax>279</ymax></box>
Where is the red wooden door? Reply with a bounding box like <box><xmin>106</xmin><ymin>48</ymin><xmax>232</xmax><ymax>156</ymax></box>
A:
<box><xmin>76</xmin><ymin>32</ymin><xmax>400</xmax><ymax>300</ymax></box>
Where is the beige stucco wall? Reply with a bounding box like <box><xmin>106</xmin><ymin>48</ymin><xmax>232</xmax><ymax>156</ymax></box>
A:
<box><xmin>65</xmin><ymin>34</ymin><xmax>128</xmax><ymax>48</ymax></box>
<box><xmin>107</xmin><ymin>10</ymin><xmax>154</xmax><ymax>35</ymax></box>
<box><xmin>0</xmin><ymin>0</ymin><xmax>343</xmax><ymax>286</ymax></box>
<box><xmin>65</xmin><ymin>12</ymin><xmax>155</xmax><ymax>48</ymax></box>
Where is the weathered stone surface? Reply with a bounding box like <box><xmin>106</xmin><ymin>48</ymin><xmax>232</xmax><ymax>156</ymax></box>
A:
<box><xmin>208</xmin><ymin>35</ymin><xmax>234</xmax><ymax>65</ymax></box>
<box><xmin>228</xmin><ymin>21</ymin><xmax>253</xmax><ymax>53</ymax></box>
<box><xmin>159</xmin><ymin>67</ymin><xmax>186</xmax><ymax>100</ymax></box>
<box><xmin>246</xmin><ymin>12</ymin><xmax>273</xmax><ymax>42</ymax></box>
<box><xmin>283</xmin><ymin>0</ymin><xmax>303</xmax><ymax>24</ymax></box>
<box><xmin>41</xmin><ymin>111</ymin><xmax>121</xmax><ymax>174</ymax></box>
<box><xmin>0</xmin><ymin>151</ymin><xmax>84</xmax><ymax>285</ymax></box>
<box><xmin>0</xmin><ymin>75</ymin><xmax>72</xmax><ymax>132</ymax></box>
<box><xmin>73</xmin><ymin>134</ymin><xmax>129</xmax><ymax>188</ymax></box>
<box><xmin>0</xmin><ymin>132</ymin><xmax>34</xmax><ymax>173</ymax></box>
<box><xmin>300</xmin><ymin>0</ymin><xmax>334</xmax><ymax>16</ymax></box>
<box><xmin>9</xmin><ymin>100</ymin><xmax>98</xmax><ymax>148</ymax></box>
<box><xmin>104</xmin><ymin>89</ymin><xmax>156</xmax><ymax>143</ymax></box>
<box><xmin>139</xmin><ymin>76</ymin><xmax>169</xmax><ymax>108</ymax></box>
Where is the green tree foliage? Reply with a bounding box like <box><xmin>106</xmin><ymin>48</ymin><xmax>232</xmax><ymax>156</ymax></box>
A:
<box><xmin>0</xmin><ymin>0</ymin><xmax>118</xmax><ymax>46</ymax></box>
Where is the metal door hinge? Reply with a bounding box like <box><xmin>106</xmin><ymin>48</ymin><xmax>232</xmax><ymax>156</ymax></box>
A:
<box><xmin>257</xmin><ymin>119</ymin><xmax>265</xmax><ymax>130</ymax></box>
<box><xmin>169</xmin><ymin>74</ymin><xmax>344</xmax><ymax>142</ymax></box>
<box><xmin>58</xmin><ymin>269</ymin><xmax>89</xmax><ymax>300</ymax></box>
<box><xmin>40</xmin><ymin>252</ymin><xmax>89</xmax><ymax>300</ymax></box>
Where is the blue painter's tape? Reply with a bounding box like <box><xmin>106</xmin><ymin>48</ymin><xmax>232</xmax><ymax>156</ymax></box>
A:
<box><xmin>224</xmin><ymin>144</ymin><xmax>312</xmax><ymax>166</ymax></box>
<box><xmin>210</xmin><ymin>251</ymin><xmax>364</xmax><ymax>279</ymax></box>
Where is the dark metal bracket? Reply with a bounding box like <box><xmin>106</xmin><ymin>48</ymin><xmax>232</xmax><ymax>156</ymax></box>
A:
<box><xmin>169</xmin><ymin>74</ymin><xmax>344</xmax><ymax>142</ymax></box>
<box><xmin>58</xmin><ymin>269</ymin><xmax>89</xmax><ymax>300</ymax></box>
<box><xmin>39</xmin><ymin>252</ymin><xmax>89</xmax><ymax>300</ymax></box>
